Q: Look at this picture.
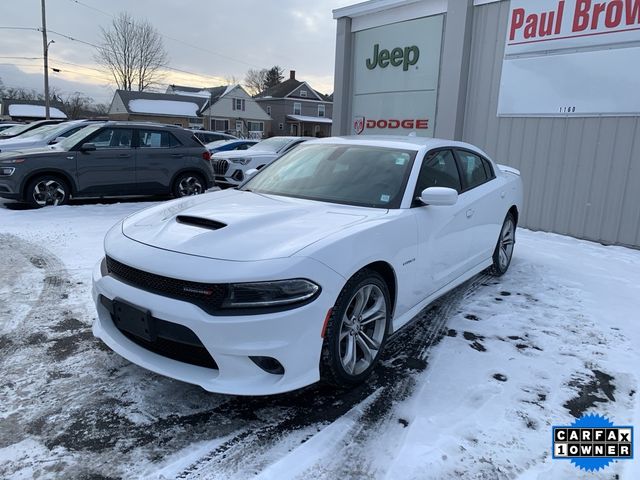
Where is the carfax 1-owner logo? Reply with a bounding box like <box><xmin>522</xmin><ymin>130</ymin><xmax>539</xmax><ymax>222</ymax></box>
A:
<box><xmin>552</xmin><ymin>413</ymin><xmax>634</xmax><ymax>472</ymax></box>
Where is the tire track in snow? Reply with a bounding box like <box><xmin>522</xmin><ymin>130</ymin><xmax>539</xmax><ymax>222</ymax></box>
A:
<box><xmin>176</xmin><ymin>273</ymin><xmax>493</xmax><ymax>479</ymax></box>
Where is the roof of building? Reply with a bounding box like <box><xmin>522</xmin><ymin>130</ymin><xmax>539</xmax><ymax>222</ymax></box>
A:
<box><xmin>167</xmin><ymin>84</ymin><xmax>236</xmax><ymax>103</ymax></box>
<box><xmin>115</xmin><ymin>90</ymin><xmax>209</xmax><ymax>117</ymax></box>
<box><xmin>286</xmin><ymin>114</ymin><xmax>332</xmax><ymax>124</ymax></box>
<box><xmin>1</xmin><ymin>98</ymin><xmax>68</xmax><ymax>119</ymax></box>
<box><xmin>255</xmin><ymin>78</ymin><xmax>331</xmax><ymax>102</ymax></box>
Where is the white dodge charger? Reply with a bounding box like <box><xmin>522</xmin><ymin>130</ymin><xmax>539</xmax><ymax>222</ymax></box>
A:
<box><xmin>92</xmin><ymin>136</ymin><xmax>523</xmax><ymax>395</ymax></box>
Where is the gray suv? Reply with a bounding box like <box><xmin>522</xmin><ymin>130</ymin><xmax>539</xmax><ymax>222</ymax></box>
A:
<box><xmin>0</xmin><ymin>122</ymin><xmax>214</xmax><ymax>207</ymax></box>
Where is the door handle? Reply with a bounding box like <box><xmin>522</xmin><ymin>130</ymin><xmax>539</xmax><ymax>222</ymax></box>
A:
<box><xmin>118</xmin><ymin>154</ymin><xmax>131</xmax><ymax>158</ymax></box>
<box><xmin>171</xmin><ymin>154</ymin><xmax>183</xmax><ymax>157</ymax></box>
<box><xmin>466</xmin><ymin>209</ymin><xmax>475</xmax><ymax>218</ymax></box>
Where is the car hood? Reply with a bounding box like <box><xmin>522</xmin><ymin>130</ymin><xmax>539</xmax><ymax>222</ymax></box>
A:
<box><xmin>122</xmin><ymin>189</ymin><xmax>387</xmax><ymax>261</ymax></box>
<box><xmin>0</xmin><ymin>146</ymin><xmax>62</xmax><ymax>159</ymax></box>
<box><xmin>212</xmin><ymin>149</ymin><xmax>275</xmax><ymax>159</ymax></box>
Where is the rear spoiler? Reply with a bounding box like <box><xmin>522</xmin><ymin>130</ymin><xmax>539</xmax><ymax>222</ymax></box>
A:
<box><xmin>497</xmin><ymin>164</ymin><xmax>520</xmax><ymax>176</ymax></box>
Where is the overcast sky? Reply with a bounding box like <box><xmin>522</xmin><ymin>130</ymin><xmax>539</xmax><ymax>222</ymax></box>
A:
<box><xmin>0</xmin><ymin>0</ymin><xmax>354</xmax><ymax>105</ymax></box>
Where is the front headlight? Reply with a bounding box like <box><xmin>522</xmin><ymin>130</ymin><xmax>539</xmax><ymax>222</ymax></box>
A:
<box><xmin>230</xmin><ymin>157</ymin><xmax>251</xmax><ymax>165</ymax></box>
<box><xmin>222</xmin><ymin>279</ymin><xmax>320</xmax><ymax>308</ymax></box>
<box><xmin>0</xmin><ymin>158</ymin><xmax>25</xmax><ymax>164</ymax></box>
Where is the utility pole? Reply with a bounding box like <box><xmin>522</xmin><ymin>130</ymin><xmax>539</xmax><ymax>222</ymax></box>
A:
<box><xmin>41</xmin><ymin>0</ymin><xmax>50</xmax><ymax>119</ymax></box>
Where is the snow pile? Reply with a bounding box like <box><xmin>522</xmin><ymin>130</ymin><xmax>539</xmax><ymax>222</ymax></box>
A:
<box><xmin>128</xmin><ymin>99</ymin><xmax>199</xmax><ymax>117</ymax></box>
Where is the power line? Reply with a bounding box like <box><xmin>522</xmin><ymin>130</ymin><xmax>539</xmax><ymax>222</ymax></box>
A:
<box><xmin>0</xmin><ymin>56</ymin><xmax>42</xmax><ymax>60</ymax></box>
<box><xmin>0</xmin><ymin>26</ymin><xmax>40</xmax><ymax>31</ymax></box>
<box><xmin>62</xmin><ymin>0</ymin><xmax>264</xmax><ymax>69</ymax></box>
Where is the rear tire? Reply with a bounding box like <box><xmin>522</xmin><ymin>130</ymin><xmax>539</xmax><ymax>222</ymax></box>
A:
<box><xmin>320</xmin><ymin>269</ymin><xmax>391</xmax><ymax>387</ymax></box>
<box><xmin>173</xmin><ymin>173</ymin><xmax>205</xmax><ymax>198</ymax></box>
<box><xmin>489</xmin><ymin>212</ymin><xmax>516</xmax><ymax>276</ymax></box>
<box><xmin>25</xmin><ymin>175</ymin><xmax>70</xmax><ymax>208</ymax></box>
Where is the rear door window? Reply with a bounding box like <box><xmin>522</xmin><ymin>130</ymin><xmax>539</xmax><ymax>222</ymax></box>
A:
<box><xmin>455</xmin><ymin>150</ymin><xmax>490</xmax><ymax>190</ymax></box>
<box><xmin>138</xmin><ymin>129</ymin><xmax>181</xmax><ymax>148</ymax></box>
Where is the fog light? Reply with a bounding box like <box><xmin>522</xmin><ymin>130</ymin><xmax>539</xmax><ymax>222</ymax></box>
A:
<box><xmin>0</xmin><ymin>167</ymin><xmax>15</xmax><ymax>176</ymax></box>
<box><xmin>250</xmin><ymin>356</ymin><xmax>285</xmax><ymax>375</ymax></box>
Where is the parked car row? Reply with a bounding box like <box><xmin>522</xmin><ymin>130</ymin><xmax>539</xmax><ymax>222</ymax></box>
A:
<box><xmin>0</xmin><ymin>119</ymin><xmax>316</xmax><ymax>207</ymax></box>
<box><xmin>0</xmin><ymin>121</ymin><xmax>214</xmax><ymax>207</ymax></box>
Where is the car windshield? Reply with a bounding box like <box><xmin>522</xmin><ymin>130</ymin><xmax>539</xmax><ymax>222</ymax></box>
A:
<box><xmin>248</xmin><ymin>137</ymin><xmax>293</xmax><ymax>153</ymax></box>
<box><xmin>10</xmin><ymin>123</ymin><xmax>64</xmax><ymax>140</ymax></box>
<box><xmin>0</xmin><ymin>123</ymin><xmax>38</xmax><ymax>137</ymax></box>
<box><xmin>207</xmin><ymin>140</ymin><xmax>229</xmax><ymax>149</ymax></box>
<box><xmin>241</xmin><ymin>144</ymin><xmax>417</xmax><ymax>209</ymax></box>
<box><xmin>56</xmin><ymin>124</ymin><xmax>103</xmax><ymax>151</ymax></box>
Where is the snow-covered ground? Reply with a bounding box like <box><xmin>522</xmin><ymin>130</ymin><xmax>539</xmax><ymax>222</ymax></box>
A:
<box><xmin>0</xmin><ymin>196</ymin><xmax>638</xmax><ymax>479</ymax></box>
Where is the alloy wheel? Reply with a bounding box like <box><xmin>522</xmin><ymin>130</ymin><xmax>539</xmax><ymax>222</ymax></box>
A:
<box><xmin>498</xmin><ymin>218</ymin><xmax>515</xmax><ymax>270</ymax></box>
<box><xmin>339</xmin><ymin>284</ymin><xmax>387</xmax><ymax>376</ymax></box>
<box><xmin>178</xmin><ymin>176</ymin><xmax>204</xmax><ymax>196</ymax></box>
<box><xmin>32</xmin><ymin>180</ymin><xmax>67</xmax><ymax>206</ymax></box>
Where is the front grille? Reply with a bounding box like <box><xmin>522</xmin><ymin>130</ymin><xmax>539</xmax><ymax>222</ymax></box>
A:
<box><xmin>106</xmin><ymin>256</ymin><xmax>227</xmax><ymax>313</ymax></box>
<box><xmin>119</xmin><ymin>329</ymin><xmax>218</xmax><ymax>369</ymax></box>
<box><xmin>212</xmin><ymin>158</ymin><xmax>229</xmax><ymax>175</ymax></box>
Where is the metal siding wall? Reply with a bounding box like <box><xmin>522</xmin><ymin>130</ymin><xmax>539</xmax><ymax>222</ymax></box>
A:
<box><xmin>462</xmin><ymin>0</ymin><xmax>640</xmax><ymax>247</ymax></box>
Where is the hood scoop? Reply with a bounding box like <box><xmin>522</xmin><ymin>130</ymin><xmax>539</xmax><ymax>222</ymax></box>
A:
<box><xmin>176</xmin><ymin>215</ymin><xmax>227</xmax><ymax>230</ymax></box>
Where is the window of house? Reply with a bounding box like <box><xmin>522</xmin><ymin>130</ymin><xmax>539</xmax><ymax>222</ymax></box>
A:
<box><xmin>293</xmin><ymin>102</ymin><xmax>301</xmax><ymax>115</ymax></box>
<box><xmin>300</xmin><ymin>90</ymin><xmax>307</xmax><ymax>97</ymax></box>
<box><xmin>247</xmin><ymin>121</ymin><xmax>264</xmax><ymax>132</ymax></box>
<box><xmin>213</xmin><ymin>119</ymin><xmax>229</xmax><ymax>132</ymax></box>
<box><xmin>318</xmin><ymin>104</ymin><xmax>325</xmax><ymax>117</ymax></box>
<box><xmin>266</xmin><ymin>106</ymin><xmax>271</xmax><ymax>116</ymax></box>
<box><xmin>233</xmin><ymin>98</ymin><xmax>245</xmax><ymax>111</ymax></box>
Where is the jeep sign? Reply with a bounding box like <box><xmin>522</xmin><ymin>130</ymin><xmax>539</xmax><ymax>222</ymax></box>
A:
<box><xmin>365</xmin><ymin>44</ymin><xmax>420</xmax><ymax>71</ymax></box>
<box><xmin>352</xmin><ymin>14</ymin><xmax>443</xmax><ymax>137</ymax></box>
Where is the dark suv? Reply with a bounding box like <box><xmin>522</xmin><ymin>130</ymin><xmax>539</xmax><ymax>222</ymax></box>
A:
<box><xmin>0</xmin><ymin>122</ymin><xmax>214</xmax><ymax>207</ymax></box>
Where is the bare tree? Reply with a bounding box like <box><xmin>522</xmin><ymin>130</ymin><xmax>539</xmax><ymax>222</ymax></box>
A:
<box><xmin>223</xmin><ymin>74</ymin><xmax>240</xmax><ymax>86</ymax></box>
<box><xmin>95</xmin><ymin>12</ymin><xmax>168</xmax><ymax>91</ymax></box>
<box><xmin>244</xmin><ymin>69</ymin><xmax>267</xmax><ymax>96</ymax></box>
<box><xmin>244</xmin><ymin>66</ymin><xmax>285</xmax><ymax>96</ymax></box>
<box><xmin>63</xmin><ymin>92</ymin><xmax>93</xmax><ymax>119</ymax></box>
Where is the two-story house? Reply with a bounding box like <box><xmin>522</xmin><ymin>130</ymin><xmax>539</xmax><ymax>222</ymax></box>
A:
<box><xmin>254</xmin><ymin>71</ymin><xmax>332</xmax><ymax>138</ymax></box>
<box><xmin>167</xmin><ymin>84</ymin><xmax>271</xmax><ymax>138</ymax></box>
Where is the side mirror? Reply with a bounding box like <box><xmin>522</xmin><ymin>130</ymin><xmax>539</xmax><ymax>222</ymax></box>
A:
<box><xmin>80</xmin><ymin>143</ymin><xmax>96</xmax><ymax>152</ymax></box>
<box><xmin>50</xmin><ymin>136</ymin><xmax>66</xmax><ymax>144</ymax></box>
<box><xmin>245</xmin><ymin>168</ymin><xmax>259</xmax><ymax>178</ymax></box>
<box><xmin>418</xmin><ymin>187</ymin><xmax>458</xmax><ymax>206</ymax></box>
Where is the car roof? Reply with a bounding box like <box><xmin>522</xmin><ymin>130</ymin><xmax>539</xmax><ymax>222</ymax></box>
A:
<box><xmin>99</xmin><ymin>121</ymin><xmax>185</xmax><ymax>129</ymax></box>
<box><xmin>303</xmin><ymin>135</ymin><xmax>487</xmax><ymax>153</ymax></box>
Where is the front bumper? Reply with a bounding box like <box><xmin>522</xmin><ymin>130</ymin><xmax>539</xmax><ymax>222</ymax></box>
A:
<box><xmin>91</xmin><ymin>236</ymin><xmax>344</xmax><ymax>395</ymax></box>
<box><xmin>0</xmin><ymin>177</ymin><xmax>21</xmax><ymax>200</ymax></box>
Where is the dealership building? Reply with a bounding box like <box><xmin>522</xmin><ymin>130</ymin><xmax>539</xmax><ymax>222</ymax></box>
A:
<box><xmin>332</xmin><ymin>0</ymin><xmax>640</xmax><ymax>248</ymax></box>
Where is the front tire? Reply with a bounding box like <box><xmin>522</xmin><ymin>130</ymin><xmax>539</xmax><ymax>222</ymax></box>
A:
<box><xmin>26</xmin><ymin>175</ymin><xmax>70</xmax><ymax>207</ymax></box>
<box><xmin>490</xmin><ymin>212</ymin><xmax>516</xmax><ymax>276</ymax></box>
<box><xmin>320</xmin><ymin>269</ymin><xmax>391</xmax><ymax>387</ymax></box>
<box><xmin>173</xmin><ymin>173</ymin><xmax>205</xmax><ymax>198</ymax></box>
